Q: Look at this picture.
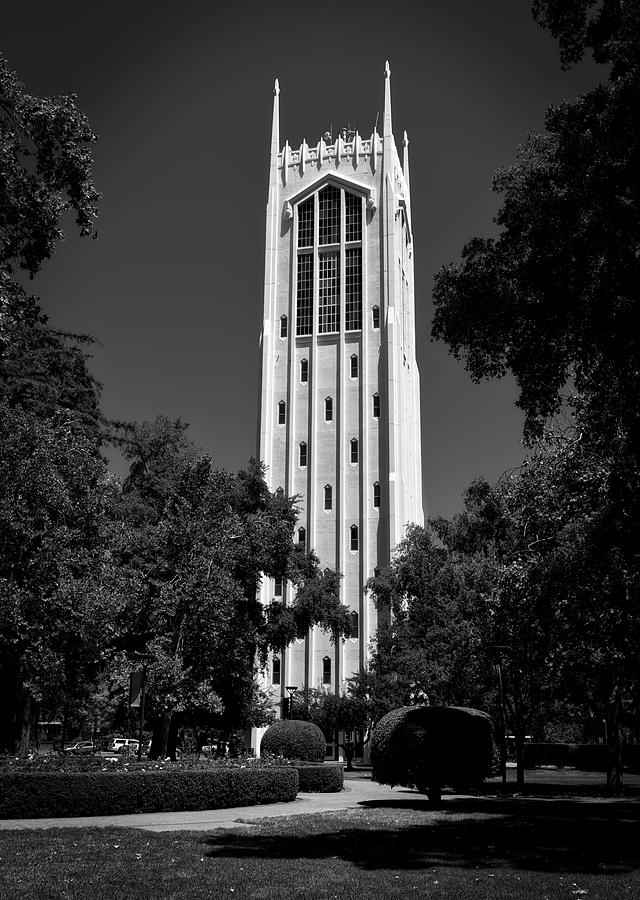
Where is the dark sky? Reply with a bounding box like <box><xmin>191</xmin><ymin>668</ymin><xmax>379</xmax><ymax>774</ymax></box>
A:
<box><xmin>3</xmin><ymin>1</ymin><xmax>602</xmax><ymax>519</ymax></box>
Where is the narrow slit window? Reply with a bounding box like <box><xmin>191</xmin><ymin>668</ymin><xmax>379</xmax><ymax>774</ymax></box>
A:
<box><xmin>278</xmin><ymin>400</ymin><xmax>286</xmax><ymax>425</ymax></box>
<box><xmin>272</xmin><ymin>657</ymin><xmax>281</xmax><ymax>685</ymax></box>
<box><xmin>300</xmin><ymin>358</ymin><xmax>308</xmax><ymax>383</ymax></box>
<box><xmin>324</xmin><ymin>484</ymin><xmax>332</xmax><ymax>510</ymax></box>
<box><xmin>274</xmin><ymin>577</ymin><xmax>283</xmax><ymax>597</ymax></box>
<box><xmin>324</xmin><ymin>396</ymin><xmax>333</xmax><ymax>422</ymax></box>
<box><xmin>350</xmin><ymin>524</ymin><xmax>359</xmax><ymax>551</ymax></box>
<box><xmin>350</xmin><ymin>354</ymin><xmax>359</xmax><ymax>379</ymax></box>
<box><xmin>373</xmin><ymin>481</ymin><xmax>381</xmax><ymax>508</ymax></box>
<box><xmin>350</xmin><ymin>611</ymin><xmax>359</xmax><ymax>639</ymax></box>
<box><xmin>350</xmin><ymin>438</ymin><xmax>359</xmax><ymax>464</ymax></box>
<box><xmin>322</xmin><ymin>655</ymin><xmax>332</xmax><ymax>685</ymax></box>
<box><xmin>299</xmin><ymin>441</ymin><xmax>307</xmax><ymax>467</ymax></box>
<box><xmin>280</xmin><ymin>315</ymin><xmax>288</xmax><ymax>338</ymax></box>
<box><xmin>275</xmin><ymin>487</ymin><xmax>284</xmax><ymax>500</ymax></box>
<box><xmin>372</xmin><ymin>393</ymin><xmax>380</xmax><ymax>419</ymax></box>
<box><xmin>372</xmin><ymin>306</ymin><xmax>380</xmax><ymax>329</ymax></box>
<box><xmin>298</xmin><ymin>526</ymin><xmax>306</xmax><ymax>547</ymax></box>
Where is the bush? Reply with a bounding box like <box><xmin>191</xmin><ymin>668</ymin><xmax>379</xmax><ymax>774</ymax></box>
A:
<box><xmin>371</xmin><ymin>705</ymin><xmax>496</xmax><ymax>804</ymax></box>
<box><xmin>523</xmin><ymin>743</ymin><xmax>575</xmax><ymax>768</ymax></box>
<box><xmin>295</xmin><ymin>763</ymin><xmax>343</xmax><ymax>793</ymax></box>
<box><xmin>0</xmin><ymin>767</ymin><xmax>298</xmax><ymax>819</ymax></box>
<box><xmin>260</xmin><ymin>720</ymin><xmax>326</xmax><ymax>762</ymax></box>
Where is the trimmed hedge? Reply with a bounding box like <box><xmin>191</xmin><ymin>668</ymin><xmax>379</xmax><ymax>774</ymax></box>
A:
<box><xmin>295</xmin><ymin>763</ymin><xmax>343</xmax><ymax>793</ymax></box>
<box><xmin>0</xmin><ymin>767</ymin><xmax>298</xmax><ymax>819</ymax></box>
<box><xmin>371</xmin><ymin>705</ymin><xmax>496</xmax><ymax>796</ymax></box>
<box><xmin>522</xmin><ymin>743</ymin><xmax>640</xmax><ymax>772</ymax></box>
<box><xmin>260</xmin><ymin>720</ymin><xmax>326</xmax><ymax>762</ymax></box>
<box><xmin>524</xmin><ymin>743</ymin><xmax>574</xmax><ymax>769</ymax></box>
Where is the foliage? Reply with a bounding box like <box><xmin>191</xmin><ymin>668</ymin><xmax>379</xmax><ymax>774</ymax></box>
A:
<box><xmin>294</xmin><ymin>763</ymin><xmax>343</xmax><ymax>793</ymax></box>
<box><xmin>370</xmin><ymin>705</ymin><xmax>497</xmax><ymax>800</ymax></box>
<box><xmin>0</xmin><ymin>402</ymin><xmax>119</xmax><ymax>752</ymax></box>
<box><xmin>0</xmin><ymin>766</ymin><xmax>298</xmax><ymax>819</ymax></box>
<box><xmin>260</xmin><ymin>720</ymin><xmax>326</xmax><ymax>762</ymax></box>
<box><xmin>0</xmin><ymin>53</ymin><xmax>99</xmax><ymax>280</ymax></box>
<box><xmin>112</xmin><ymin>416</ymin><xmax>347</xmax><ymax>756</ymax></box>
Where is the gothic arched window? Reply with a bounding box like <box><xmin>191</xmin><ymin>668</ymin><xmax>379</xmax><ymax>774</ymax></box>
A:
<box><xmin>350</xmin><ymin>354</ymin><xmax>359</xmax><ymax>379</ymax></box>
<box><xmin>300</xmin><ymin>358</ymin><xmax>308</xmax><ymax>383</ymax></box>
<box><xmin>272</xmin><ymin>657</ymin><xmax>281</xmax><ymax>685</ymax></box>
<box><xmin>324</xmin><ymin>396</ymin><xmax>333</xmax><ymax>422</ymax></box>
<box><xmin>278</xmin><ymin>400</ymin><xmax>286</xmax><ymax>425</ymax></box>
<box><xmin>322</xmin><ymin>655</ymin><xmax>332</xmax><ymax>685</ymax></box>
<box><xmin>350</xmin><ymin>438</ymin><xmax>359</xmax><ymax>464</ymax></box>
<box><xmin>350</xmin><ymin>524</ymin><xmax>359</xmax><ymax>551</ymax></box>
<box><xmin>324</xmin><ymin>484</ymin><xmax>332</xmax><ymax>511</ymax></box>
<box><xmin>373</xmin><ymin>481</ymin><xmax>381</xmax><ymax>508</ymax></box>
<box><xmin>372</xmin><ymin>393</ymin><xmax>380</xmax><ymax>419</ymax></box>
<box><xmin>299</xmin><ymin>442</ymin><xmax>307</xmax><ymax>467</ymax></box>
<box><xmin>298</xmin><ymin>526</ymin><xmax>306</xmax><ymax>547</ymax></box>
<box><xmin>280</xmin><ymin>314</ymin><xmax>288</xmax><ymax>338</ymax></box>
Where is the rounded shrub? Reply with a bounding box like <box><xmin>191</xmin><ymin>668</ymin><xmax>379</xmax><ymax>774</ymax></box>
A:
<box><xmin>260</xmin><ymin>719</ymin><xmax>326</xmax><ymax>762</ymax></box>
<box><xmin>371</xmin><ymin>705</ymin><xmax>496</xmax><ymax>804</ymax></box>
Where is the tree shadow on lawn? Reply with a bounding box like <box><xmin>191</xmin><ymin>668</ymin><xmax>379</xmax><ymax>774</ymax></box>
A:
<box><xmin>204</xmin><ymin>793</ymin><xmax>640</xmax><ymax>875</ymax></box>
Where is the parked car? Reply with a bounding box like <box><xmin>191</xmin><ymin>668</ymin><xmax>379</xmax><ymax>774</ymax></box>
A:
<box><xmin>62</xmin><ymin>740</ymin><xmax>94</xmax><ymax>755</ymax></box>
<box><xmin>107</xmin><ymin>738</ymin><xmax>140</xmax><ymax>754</ymax></box>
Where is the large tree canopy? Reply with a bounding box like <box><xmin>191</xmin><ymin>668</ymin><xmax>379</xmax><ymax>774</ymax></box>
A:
<box><xmin>432</xmin><ymin>1</ymin><xmax>639</xmax><ymax>445</ymax></box>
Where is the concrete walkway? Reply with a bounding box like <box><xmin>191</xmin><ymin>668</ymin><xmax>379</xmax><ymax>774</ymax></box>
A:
<box><xmin>0</xmin><ymin>777</ymin><xmax>418</xmax><ymax>832</ymax></box>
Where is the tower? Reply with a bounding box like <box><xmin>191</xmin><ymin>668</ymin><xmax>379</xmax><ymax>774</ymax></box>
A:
<box><xmin>257</xmin><ymin>64</ymin><xmax>423</xmax><ymax>722</ymax></box>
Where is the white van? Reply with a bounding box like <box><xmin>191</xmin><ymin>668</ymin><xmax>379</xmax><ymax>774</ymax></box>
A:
<box><xmin>107</xmin><ymin>738</ymin><xmax>140</xmax><ymax>753</ymax></box>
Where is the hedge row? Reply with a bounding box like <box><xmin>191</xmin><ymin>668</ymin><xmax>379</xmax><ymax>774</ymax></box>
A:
<box><xmin>0</xmin><ymin>767</ymin><xmax>298</xmax><ymax>819</ymax></box>
<box><xmin>523</xmin><ymin>743</ymin><xmax>640</xmax><ymax>772</ymax></box>
<box><xmin>295</xmin><ymin>764</ymin><xmax>343</xmax><ymax>793</ymax></box>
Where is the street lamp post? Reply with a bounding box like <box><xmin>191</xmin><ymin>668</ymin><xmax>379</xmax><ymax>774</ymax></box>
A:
<box><xmin>131</xmin><ymin>653</ymin><xmax>154</xmax><ymax>761</ymax></box>
<box><xmin>285</xmin><ymin>685</ymin><xmax>298</xmax><ymax>720</ymax></box>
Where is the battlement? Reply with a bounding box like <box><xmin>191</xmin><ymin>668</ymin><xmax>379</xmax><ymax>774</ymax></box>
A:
<box><xmin>277</xmin><ymin>131</ymin><xmax>382</xmax><ymax>173</ymax></box>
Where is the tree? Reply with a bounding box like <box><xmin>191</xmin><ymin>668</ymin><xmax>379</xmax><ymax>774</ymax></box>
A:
<box><xmin>113</xmin><ymin>417</ymin><xmax>351</xmax><ymax>758</ymax></box>
<box><xmin>0</xmin><ymin>403</ymin><xmax>119</xmax><ymax>752</ymax></box>
<box><xmin>0</xmin><ymin>53</ymin><xmax>99</xmax><ymax>282</ymax></box>
<box><xmin>430</xmin><ymin>2</ymin><xmax>640</xmax><ymax>793</ymax></box>
<box><xmin>292</xmin><ymin>688</ymin><xmax>372</xmax><ymax>770</ymax></box>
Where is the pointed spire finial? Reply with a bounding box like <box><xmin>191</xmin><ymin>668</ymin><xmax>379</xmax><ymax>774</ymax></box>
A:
<box><xmin>274</xmin><ymin>77</ymin><xmax>280</xmax><ymax>96</ymax></box>
<box><xmin>383</xmin><ymin>60</ymin><xmax>393</xmax><ymax>138</ymax></box>
<box><xmin>403</xmin><ymin>130</ymin><xmax>408</xmax><ymax>147</ymax></box>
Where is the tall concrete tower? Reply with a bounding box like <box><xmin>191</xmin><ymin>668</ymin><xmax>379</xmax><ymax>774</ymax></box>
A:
<box><xmin>258</xmin><ymin>64</ymin><xmax>423</xmax><ymax>718</ymax></box>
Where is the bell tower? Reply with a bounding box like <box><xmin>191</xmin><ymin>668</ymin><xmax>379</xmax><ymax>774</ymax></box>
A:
<box><xmin>257</xmin><ymin>63</ymin><xmax>423</xmax><ymax>712</ymax></box>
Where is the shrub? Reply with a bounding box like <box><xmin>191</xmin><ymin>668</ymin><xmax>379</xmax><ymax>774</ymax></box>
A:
<box><xmin>0</xmin><ymin>767</ymin><xmax>298</xmax><ymax>819</ymax></box>
<box><xmin>260</xmin><ymin>720</ymin><xmax>326</xmax><ymax>762</ymax></box>
<box><xmin>371</xmin><ymin>705</ymin><xmax>496</xmax><ymax>804</ymax></box>
<box><xmin>523</xmin><ymin>743</ymin><xmax>575</xmax><ymax>769</ymax></box>
<box><xmin>295</xmin><ymin>763</ymin><xmax>343</xmax><ymax>793</ymax></box>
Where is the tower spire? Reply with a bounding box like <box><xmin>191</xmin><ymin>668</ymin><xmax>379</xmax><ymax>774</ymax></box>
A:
<box><xmin>403</xmin><ymin>130</ymin><xmax>410</xmax><ymax>197</ymax></box>
<box><xmin>383</xmin><ymin>60</ymin><xmax>392</xmax><ymax>138</ymax></box>
<box><xmin>270</xmin><ymin>78</ymin><xmax>280</xmax><ymax>184</ymax></box>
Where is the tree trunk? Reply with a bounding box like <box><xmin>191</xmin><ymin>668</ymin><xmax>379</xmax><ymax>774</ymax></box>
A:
<box><xmin>150</xmin><ymin>713</ymin><xmax>173</xmax><ymax>759</ymax></box>
<box><xmin>606</xmin><ymin>687</ymin><xmax>623</xmax><ymax>796</ymax></box>
<box><xmin>18</xmin><ymin>693</ymin><xmax>38</xmax><ymax>754</ymax></box>
<box><xmin>427</xmin><ymin>783</ymin><xmax>442</xmax><ymax>806</ymax></box>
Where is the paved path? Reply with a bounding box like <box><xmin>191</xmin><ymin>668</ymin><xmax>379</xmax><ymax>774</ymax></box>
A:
<box><xmin>0</xmin><ymin>777</ymin><xmax>418</xmax><ymax>832</ymax></box>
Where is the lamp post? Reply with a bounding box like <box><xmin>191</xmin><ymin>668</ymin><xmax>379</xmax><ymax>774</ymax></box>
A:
<box><xmin>285</xmin><ymin>685</ymin><xmax>298</xmax><ymax>720</ymax></box>
<box><xmin>130</xmin><ymin>653</ymin><xmax>154</xmax><ymax>761</ymax></box>
<box><xmin>488</xmin><ymin>644</ymin><xmax>511</xmax><ymax>786</ymax></box>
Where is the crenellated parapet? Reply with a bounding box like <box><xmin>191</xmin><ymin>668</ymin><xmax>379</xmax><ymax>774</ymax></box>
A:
<box><xmin>277</xmin><ymin>131</ymin><xmax>383</xmax><ymax>182</ymax></box>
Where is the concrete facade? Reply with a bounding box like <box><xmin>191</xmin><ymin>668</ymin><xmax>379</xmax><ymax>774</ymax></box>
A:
<box><xmin>257</xmin><ymin>64</ymin><xmax>423</xmax><ymax>710</ymax></box>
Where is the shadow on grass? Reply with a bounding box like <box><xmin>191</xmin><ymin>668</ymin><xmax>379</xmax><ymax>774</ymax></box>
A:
<box><xmin>204</xmin><ymin>793</ymin><xmax>640</xmax><ymax>875</ymax></box>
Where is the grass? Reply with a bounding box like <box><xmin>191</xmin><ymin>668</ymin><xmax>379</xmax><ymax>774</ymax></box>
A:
<box><xmin>2</xmin><ymin>790</ymin><xmax>640</xmax><ymax>899</ymax></box>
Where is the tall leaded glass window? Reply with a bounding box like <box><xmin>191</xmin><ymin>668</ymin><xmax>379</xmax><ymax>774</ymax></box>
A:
<box><xmin>345</xmin><ymin>192</ymin><xmax>362</xmax><ymax>242</ymax></box>
<box><xmin>319</xmin><ymin>185</ymin><xmax>340</xmax><ymax>245</ymax></box>
<box><xmin>345</xmin><ymin>248</ymin><xmax>362</xmax><ymax>331</ymax></box>
<box><xmin>298</xmin><ymin>196</ymin><xmax>314</xmax><ymax>248</ymax></box>
<box><xmin>319</xmin><ymin>253</ymin><xmax>339</xmax><ymax>333</ymax></box>
<box><xmin>295</xmin><ymin>184</ymin><xmax>364</xmax><ymax>336</ymax></box>
<box><xmin>296</xmin><ymin>255</ymin><xmax>313</xmax><ymax>336</ymax></box>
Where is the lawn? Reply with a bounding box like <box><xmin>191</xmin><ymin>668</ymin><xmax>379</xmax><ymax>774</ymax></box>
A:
<box><xmin>2</xmin><ymin>792</ymin><xmax>640</xmax><ymax>899</ymax></box>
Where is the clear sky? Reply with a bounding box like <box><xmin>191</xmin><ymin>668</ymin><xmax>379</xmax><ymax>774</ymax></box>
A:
<box><xmin>3</xmin><ymin>1</ymin><xmax>602</xmax><ymax>519</ymax></box>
